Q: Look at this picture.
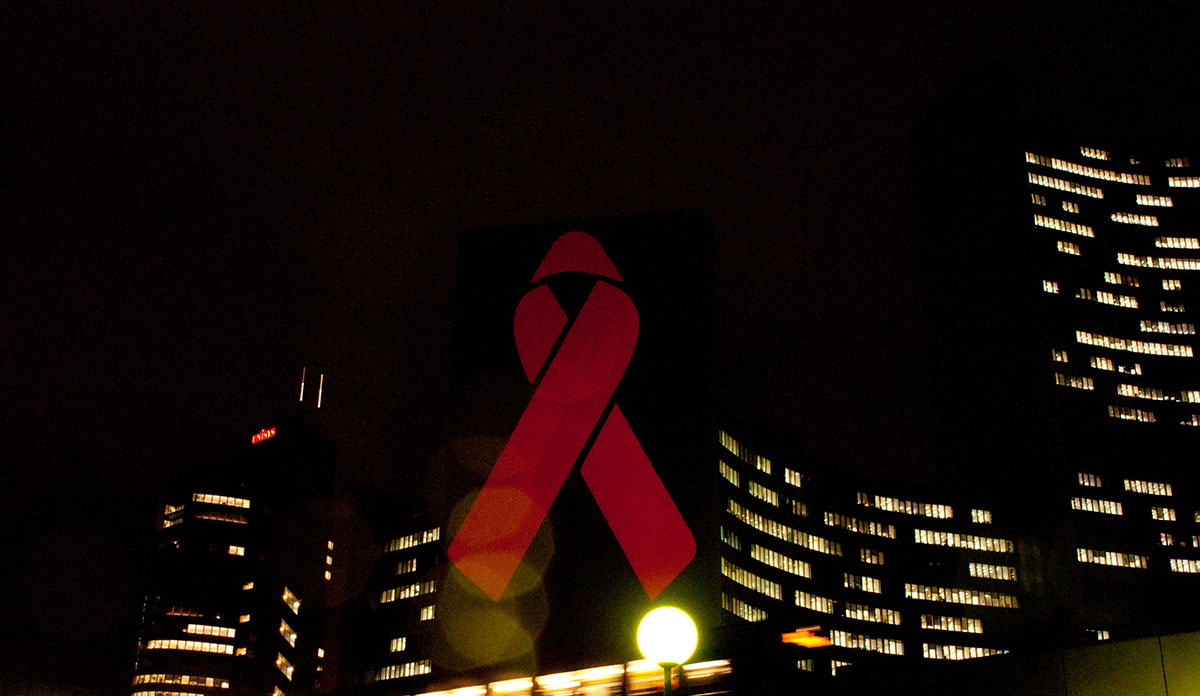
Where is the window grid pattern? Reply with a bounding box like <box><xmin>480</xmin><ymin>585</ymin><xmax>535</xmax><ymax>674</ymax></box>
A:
<box><xmin>796</xmin><ymin>590</ymin><xmax>836</xmax><ymax>614</ymax></box>
<box><xmin>913</xmin><ymin>530</ymin><xmax>1014</xmax><ymax>553</ymax></box>
<box><xmin>844</xmin><ymin>602</ymin><xmax>901</xmax><ymax>625</ymax></box>
<box><xmin>904</xmin><ymin>584</ymin><xmax>1018</xmax><ymax>608</ymax></box>
<box><xmin>844</xmin><ymin>573</ymin><xmax>882</xmax><ymax>594</ymax></box>
<box><xmin>1071</xmin><ymin>497</ymin><xmax>1123</xmax><ymax>515</ymax></box>
<box><xmin>1076</xmin><ymin>548</ymin><xmax>1149</xmax><ymax>568</ymax></box>
<box><xmin>1118</xmin><ymin>253</ymin><xmax>1200</xmax><ymax>272</ymax></box>
<box><xmin>192</xmin><ymin>493</ymin><xmax>250</xmax><ymax>509</ymax></box>
<box><xmin>1076</xmin><ymin>330</ymin><xmax>1193</xmax><ymax>357</ymax></box>
<box><xmin>921</xmin><ymin>615</ymin><xmax>982</xmax><ymax>633</ymax></box>
<box><xmin>858</xmin><ymin>492</ymin><xmax>952</xmax><ymax>519</ymax></box>
<box><xmin>970</xmin><ymin>509</ymin><xmax>992</xmax><ymax>524</ymax></box>
<box><xmin>1150</xmin><ymin>506</ymin><xmax>1176</xmax><ymax>521</ymax></box>
<box><xmin>749</xmin><ymin>481</ymin><xmax>779</xmax><ymax>506</ymax></box>
<box><xmin>146</xmin><ymin>640</ymin><xmax>234</xmax><ymax>655</ymax></box>
<box><xmin>722</xmin><ymin>593</ymin><xmax>768</xmax><ymax>622</ymax></box>
<box><xmin>750</xmin><ymin>544</ymin><xmax>811</xmax><ymax>578</ymax></box>
<box><xmin>726</xmin><ymin>500</ymin><xmax>842</xmax><ymax>556</ymax></box>
<box><xmin>718</xmin><ymin>461</ymin><xmax>739</xmax><ymax>487</ymax></box>
<box><xmin>385</xmin><ymin>528</ymin><xmax>440</xmax><ymax>553</ymax></box>
<box><xmin>1025</xmin><ymin>152</ymin><xmax>1151</xmax><ymax>185</ymax></box>
<box><xmin>376</xmin><ymin>660</ymin><xmax>431</xmax><ymax>681</ymax></box>
<box><xmin>1124</xmin><ymin>479</ymin><xmax>1173</xmax><ymax>496</ymax></box>
<box><xmin>922</xmin><ymin>644</ymin><xmax>1009</xmax><ymax>660</ymax></box>
<box><xmin>1109</xmin><ymin>405</ymin><xmax>1156</xmax><ymax>422</ymax></box>
<box><xmin>721</xmin><ymin>558</ymin><xmax>782</xmax><ymax>600</ymax></box>
<box><xmin>1028</xmin><ymin>171</ymin><xmax>1105</xmax><ymax>198</ymax></box>
<box><xmin>380</xmin><ymin>581</ymin><xmax>436</xmax><ymax>603</ymax></box>
<box><xmin>968</xmin><ymin>563</ymin><xmax>1017</xmax><ymax>581</ymax></box>
<box><xmin>1035</xmin><ymin>214</ymin><xmax>1094</xmax><ymax>237</ymax></box>
<box><xmin>830</xmin><ymin>630</ymin><xmax>904</xmax><ymax>656</ymax></box>
<box><xmin>824</xmin><ymin>512</ymin><xmax>896</xmax><ymax>539</ymax></box>
<box><xmin>1169</xmin><ymin>558</ymin><xmax>1200</xmax><ymax>573</ymax></box>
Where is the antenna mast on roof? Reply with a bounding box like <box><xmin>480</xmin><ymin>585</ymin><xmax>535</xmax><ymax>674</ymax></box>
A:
<box><xmin>299</xmin><ymin>367</ymin><xmax>307</xmax><ymax>402</ymax></box>
<box><xmin>317</xmin><ymin>373</ymin><xmax>324</xmax><ymax>408</ymax></box>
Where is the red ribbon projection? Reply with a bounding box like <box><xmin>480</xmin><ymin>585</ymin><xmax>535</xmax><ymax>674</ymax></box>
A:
<box><xmin>448</xmin><ymin>231</ymin><xmax>696</xmax><ymax>601</ymax></box>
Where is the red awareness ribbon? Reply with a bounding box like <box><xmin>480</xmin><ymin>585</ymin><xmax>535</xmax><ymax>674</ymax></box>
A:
<box><xmin>448</xmin><ymin>231</ymin><xmax>696</xmax><ymax>601</ymax></box>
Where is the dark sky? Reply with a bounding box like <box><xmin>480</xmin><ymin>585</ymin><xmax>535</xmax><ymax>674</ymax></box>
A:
<box><xmin>4</xmin><ymin>2</ymin><xmax>1200</xmax><ymax>689</ymax></box>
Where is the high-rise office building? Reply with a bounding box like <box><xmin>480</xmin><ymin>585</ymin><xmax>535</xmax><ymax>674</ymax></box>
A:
<box><xmin>129</xmin><ymin>414</ymin><xmax>336</xmax><ymax>696</ymax></box>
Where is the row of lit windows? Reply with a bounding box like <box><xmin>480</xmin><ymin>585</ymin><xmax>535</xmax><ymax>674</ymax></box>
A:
<box><xmin>796</xmin><ymin>590</ymin><xmax>836</xmax><ymax>614</ymax></box>
<box><xmin>750</xmin><ymin>543</ymin><xmax>811</xmax><ymax>578</ymax></box>
<box><xmin>904</xmin><ymin>584</ymin><xmax>1019</xmax><ymax>609</ymax></box>
<box><xmin>857</xmin><ymin>492</ymin><xmax>952</xmax><ymax>519</ymax></box>
<box><xmin>718</xmin><ymin>461</ymin><xmax>739</xmax><ymax>487</ymax></box>
<box><xmin>1109</xmin><ymin>405</ymin><xmax>1156</xmax><ymax>422</ymax></box>
<box><xmin>1053</xmin><ymin>349</ymin><xmax>1068</xmax><ymax>362</ymax></box>
<box><xmin>968</xmin><ymin>563</ymin><xmax>1017</xmax><ymax>581</ymax></box>
<box><xmin>720</xmin><ymin>525</ymin><xmax>741</xmax><ymax>551</ymax></box>
<box><xmin>913</xmin><ymin>529</ymin><xmax>1014</xmax><ymax>554</ymax></box>
<box><xmin>1150</xmin><ymin>506</ymin><xmax>1176</xmax><ymax>521</ymax></box>
<box><xmin>1137</xmin><ymin>194</ymin><xmax>1174</xmax><ymax>207</ymax></box>
<box><xmin>1032</xmin><ymin>193</ymin><xmax>1047</xmax><ymax>206</ymax></box>
<box><xmin>830</xmin><ymin>630</ymin><xmax>904</xmax><ymax>656</ymax></box>
<box><xmin>1170</xmin><ymin>558</ymin><xmax>1200</xmax><ymax>573</ymax></box>
<box><xmin>922</xmin><ymin>643</ymin><xmax>1009</xmax><ymax>660</ymax></box>
<box><xmin>824</xmin><ymin>512</ymin><xmax>896</xmax><ymax>539</ymax></box>
<box><xmin>726</xmin><ymin>500</ymin><xmax>842</xmax><ymax>556</ymax></box>
<box><xmin>1080</xmin><ymin>147</ymin><xmax>1110</xmax><ymax>160</ymax></box>
<box><xmin>164</xmin><ymin>503</ymin><xmax>184</xmax><ymax>515</ymax></box>
<box><xmin>1165</xmin><ymin>278</ymin><xmax>1184</xmax><ymax>290</ymax></box>
<box><xmin>1117</xmin><ymin>384</ymin><xmax>1200</xmax><ymax>403</ymax></box>
<box><xmin>283</xmin><ymin>587</ymin><xmax>300</xmax><ymax>614</ymax></box>
<box><xmin>748</xmin><ymin>481</ymin><xmax>779</xmax><ymax>506</ymax></box>
<box><xmin>132</xmin><ymin>691</ymin><xmax>214</xmax><ymax>696</ymax></box>
<box><xmin>1079</xmin><ymin>472</ymin><xmax>1102</xmax><ymax>487</ymax></box>
<box><xmin>1183</xmin><ymin>415</ymin><xmax>1200</xmax><ymax>426</ymax></box>
<box><xmin>861</xmin><ymin>548</ymin><xmax>885</xmax><ymax>565</ymax></box>
<box><xmin>1111</xmin><ymin>211</ymin><xmax>1158</xmax><ymax>226</ymax></box>
<box><xmin>192</xmin><ymin>493</ymin><xmax>250</xmax><ymax>509</ymax></box>
<box><xmin>185</xmin><ymin>624</ymin><xmax>234</xmax><ymax>639</ymax></box>
<box><xmin>146</xmin><ymin>640</ymin><xmax>234</xmax><ymax>655</ymax></box>
<box><xmin>1166</xmin><ymin>158</ymin><xmax>1191</xmax><ymax>167</ymax></box>
<box><xmin>1168</xmin><ymin>176</ymin><xmax>1200</xmax><ymax>188</ymax></box>
<box><xmin>1126</xmin><ymin>479</ymin><xmax>1173</xmax><ymax>496</ymax></box>
<box><xmin>1028</xmin><ymin>171</ymin><xmax>1105</xmax><ymax>198</ymax></box>
<box><xmin>784</xmin><ymin>469</ymin><xmax>804</xmax><ymax>488</ymax></box>
<box><xmin>1104</xmin><ymin>271</ymin><xmax>1140</xmax><ymax>287</ymax></box>
<box><xmin>386</xmin><ymin>528</ymin><xmax>441</xmax><ymax>553</ymax></box>
<box><xmin>792</xmin><ymin>500</ymin><xmax>809</xmax><ymax>517</ymax></box>
<box><xmin>722</xmin><ymin>593</ymin><xmax>768</xmax><ymax>622</ymax></box>
<box><xmin>1076</xmin><ymin>548</ymin><xmax>1148</xmax><ymax>568</ymax></box>
<box><xmin>1044</xmin><ymin>279</ymin><xmax>1060</xmax><ymax>294</ymax></box>
<box><xmin>390</xmin><ymin>636</ymin><xmax>407</xmax><ymax>652</ymax></box>
<box><xmin>1035</xmin><ymin>214</ymin><xmax>1094</xmax><ymax>237</ymax></box>
<box><xmin>1076</xmin><ymin>330</ymin><xmax>1193</xmax><ymax>357</ymax></box>
<box><xmin>397</xmin><ymin>559</ymin><xmax>418</xmax><ymax>574</ymax></box>
<box><xmin>1087</xmin><ymin>356</ymin><xmax>1140</xmax><ymax>374</ymax></box>
<box><xmin>162</xmin><ymin>518</ymin><xmax>182</xmax><ymax>529</ymax></box>
<box><xmin>717</xmin><ymin>430</ymin><xmax>772</xmax><ymax>474</ymax></box>
<box><xmin>845</xmin><ymin>602</ymin><xmax>901</xmax><ymax>625</ymax></box>
<box><xmin>377</xmin><ymin>660</ymin><xmax>431</xmax><ymax>681</ymax></box>
<box><xmin>722</xmin><ymin>558</ymin><xmax>782</xmax><ymax>600</ymax></box>
<box><xmin>1118</xmin><ymin>252</ymin><xmax>1200</xmax><ymax>272</ymax></box>
<box><xmin>132</xmin><ymin>675</ymin><xmax>229</xmax><ymax>688</ymax></box>
<box><xmin>1071</xmin><ymin>497</ymin><xmax>1123</xmax><ymax>515</ymax></box>
<box><xmin>1095</xmin><ymin>290</ymin><xmax>1138</xmax><ymax>308</ymax></box>
<box><xmin>971</xmin><ymin>509</ymin><xmax>992</xmax><ymax>524</ymax></box>
<box><xmin>1162</xmin><ymin>301</ymin><xmax>1187</xmax><ymax>312</ymax></box>
<box><xmin>194</xmin><ymin>510</ymin><xmax>248</xmax><ymax>525</ymax></box>
<box><xmin>1157</xmin><ymin>237</ymin><xmax>1200</xmax><ymax>250</ymax></box>
<box><xmin>1141</xmin><ymin>320</ymin><xmax>1195</xmax><ymax>335</ymax></box>
<box><xmin>280</xmin><ymin>619</ymin><xmax>297</xmax><ymax>647</ymax></box>
<box><xmin>1026</xmin><ymin>152</ymin><xmax>1152</xmax><ymax>186</ymax></box>
<box><xmin>226</xmin><ymin>546</ymin><xmax>245</xmax><ymax>556</ymax></box>
<box><xmin>420</xmin><ymin>605</ymin><xmax>435</xmax><ymax>621</ymax></box>
<box><xmin>1058</xmin><ymin>240</ymin><xmax>1081</xmax><ymax>256</ymax></box>
<box><xmin>844</xmin><ymin>573</ymin><xmax>882</xmax><ymax>594</ymax></box>
<box><xmin>381</xmin><ymin>581</ymin><xmax>436</xmax><ymax>603</ymax></box>
<box><xmin>1063</xmin><ymin>200</ymin><xmax>1080</xmax><ymax>214</ymax></box>
<box><xmin>921</xmin><ymin>614</ymin><xmax>982</xmax><ymax>633</ymax></box>
<box><xmin>1055</xmin><ymin>373</ymin><xmax>1094</xmax><ymax>390</ymax></box>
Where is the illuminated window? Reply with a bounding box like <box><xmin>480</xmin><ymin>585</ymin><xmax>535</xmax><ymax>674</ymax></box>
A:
<box><xmin>326</xmin><ymin>555</ymin><xmax>333</xmax><ymax>566</ymax></box>
<box><xmin>718</xmin><ymin>461</ymin><xmax>739</xmax><ymax>487</ymax></box>
<box><xmin>844</xmin><ymin>602</ymin><xmax>901</xmax><ymax>625</ymax></box>
<box><xmin>419</xmin><ymin>605</ymin><xmax>435</xmax><ymax>621</ymax></box>
<box><xmin>1157</xmin><ymin>237</ymin><xmax>1200</xmax><ymax>250</ymax></box>
<box><xmin>1062</xmin><ymin>200</ymin><xmax>1080</xmax><ymax>213</ymax></box>
<box><xmin>750</xmin><ymin>543</ymin><xmax>811</xmax><ymax>578</ymax></box>
<box><xmin>748</xmin><ymin>481</ymin><xmax>779</xmax><ymax>506</ymax></box>
<box><xmin>830</xmin><ymin>630</ymin><xmax>903</xmax><ymax>655</ymax></box>
<box><xmin>1025</xmin><ymin>152</ymin><xmax>1151</xmax><ymax>185</ymax></box>
<box><xmin>1168</xmin><ymin>176</ymin><xmax>1200</xmax><ymax>188</ymax></box>
<box><xmin>1078</xmin><ymin>472</ymin><xmax>1102</xmax><ymax>487</ymax></box>
<box><xmin>397</xmin><ymin>559</ymin><xmax>418</xmax><ymax>574</ymax></box>
<box><xmin>726</xmin><ymin>500</ymin><xmax>842</xmax><ymax>556</ymax></box>
<box><xmin>913</xmin><ymin>529</ymin><xmax>1013</xmax><ymax>553</ymax></box>
<box><xmin>1150</xmin><ymin>506</ymin><xmax>1176</xmax><ymax>521</ymax></box>
<box><xmin>1166</xmin><ymin>158</ymin><xmax>1190</xmax><ymax>167</ymax></box>
<box><xmin>1162</xmin><ymin>302</ymin><xmax>1187</xmax><ymax>314</ymax></box>
<box><xmin>227</xmin><ymin>546</ymin><xmax>245</xmax><ymax>556</ymax></box>
<box><xmin>718</xmin><ymin>430</ymin><xmax>769</xmax><ymax>472</ymax></box>
<box><xmin>1118</xmin><ymin>362</ymin><xmax>1142</xmax><ymax>375</ymax></box>
<box><xmin>185</xmin><ymin>624</ymin><xmax>235</xmax><ymax>639</ymax></box>
<box><xmin>1183</xmin><ymin>391</ymin><xmax>1200</xmax><ymax>403</ymax></box>
<box><xmin>380</xmin><ymin>581</ymin><xmax>436</xmax><ymax>603</ymax></box>
<box><xmin>970</xmin><ymin>509</ymin><xmax>992</xmax><ymax>524</ymax></box>
<box><xmin>791</xmin><ymin>499</ymin><xmax>808</xmax><ymax>517</ymax></box>
<box><xmin>1103</xmin><ymin>272</ymin><xmax>1139</xmax><ymax>287</ymax></box>
<box><xmin>1054</xmin><ymin>373</ymin><xmax>1093</xmax><ymax>390</ymax></box>
<box><xmin>376</xmin><ymin>660</ymin><xmax>431</xmax><ymax>681</ymax></box>
<box><xmin>1164</xmin><ymin>278</ymin><xmax>1183</xmax><ymax>290</ymax></box>
<box><xmin>795</xmin><ymin>590</ymin><xmax>835</xmax><ymax>614</ymax></box>
<box><xmin>860</xmin><ymin>548</ymin><xmax>885</xmax><ymax>565</ymax></box>
<box><xmin>783</xmin><ymin>468</ymin><xmax>804</xmax><ymax>488</ymax></box>
<box><xmin>904</xmin><ymin>584</ymin><xmax>1018</xmax><ymax>608</ymax></box>
<box><xmin>720</xmin><ymin>525</ymin><xmax>741</xmax><ymax>551</ymax></box>
<box><xmin>969</xmin><ymin>562</ymin><xmax>1016</xmax><ymax>581</ymax></box>
<box><xmin>843</xmin><ymin>573</ymin><xmax>882</xmax><ymax>594</ymax></box>
<box><xmin>273</xmin><ymin>687</ymin><xmax>285</xmax><ymax>696</ymax></box>
<box><xmin>824</xmin><ymin>512</ymin><xmax>896</xmax><ymax>539</ymax></box>
<box><xmin>921</xmin><ymin>615</ymin><xmax>982</xmax><ymax>633</ymax></box>
<box><xmin>282</xmin><ymin>587</ymin><xmax>300</xmax><ymax>614</ymax></box>
<box><xmin>1089</xmin><ymin>356</ymin><xmax>1114</xmax><ymax>371</ymax></box>
<box><xmin>753</xmin><ymin>454</ymin><xmax>772</xmax><ymax>475</ymax></box>
<box><xmin>1117</xmin><ymin>384</ymin><xmax>1169</xmax><ymax>400</ymax></box>
<box><xmin>1057</xmin><ymin>240</ymin><xmax>1081</xmax><ymax>256</ymax></box>
<box><xmin>1094</xmin><ymin>291</ymin><xmax>1138</xmax><ymax>308</ymax></box>
<box><xmin>390</xmin><ymin>637</ymin><xmax>407</xmax><ymax>652</ymax></box>
<box><xmin>1076</xmin><ymin>330</ymin><xmax>1192</xmax><ymax>358</ymax></box>
<box><xmin>165</xmin><ymin>607</ymin><xmax>204</xmax><ymax>617</ymax></box>
<box><xmin>1052</xmin><ymin>349</ymin><xmax>1068</xmax><ymax>362</ymax></box>
<box><xmin>278</xmin><ymin>619</ymin><xmax>297</xmax><ymax>648</ymax></box>
<box><xmin>1076</xmin><ymin>548</ymin><xmax>1148</xmax><ymax>568</ymax></box>
<box><xmin>327</xmin><ymin>540</ymin><xmax>334</xmax><ymax>550</ymax></box>
<box><xmin>722</xmin><ymin>558</ymin><xmax>782</xmax><ymax>599</ymax></box>
<box><xmin>131</xmin><ymin>675</ymin><xmax>231</xmax><ymax>688</ymax></box>
<box><xmin>1136</xmin><ymin>194</ymin><xmax>1173</xmax><ymax>207</ymax></box>
<box><xmin>922</xmin><ymin>643</ymin><xmax>1009</xmax><ymax>660</ymax></box>
<box><xmin>1043</xmin><ymin>280</ymin><xmax>1060</xmax><ymax>294</ymax></box>
<box><xmin>1028</xmin><ymin>171</ymin><xmax>1105</xmax><ymax>198</ymax></box>
<box><xmin>1093</xmin><ymin>629</ymin><xmax>1111</xmax><ymax>641</ymax></box>
<box><xmin>722</xmin><ymin>593</ymin><xmax>768</xmax><ymax>621</ymax></box>
<box><xmin>831</xmin><ymin>660</ymin><xmax>852</xmax><ymax>676</ymax></box>
<box><xmin>385</xmin><ymin>528</ymin><xmax>441</xmax><ymax>553</ymax></box>
<box><xmin>1076</xmin><ymin>288</ymin><xmax>1093</xmax><ymax>300</ymax></box>
<box><xmin>194</xmin><ymin>510</ymin><xmax>247</xmax><ymax>525</ymax></box>
<box><xmin>1081</xmin><ymin>147</ymin><xmax>1111</xmax><ymax>160</ymax></box>
<box><xmin>1035</xmin><ymin>214</ymin><xmax>1093</xmax><ymax>237</ymax></box>
<box><xmin>860</xmin><ymin>493</ymin><xmax>952</xmax><ymax>519</ymax></box>
<box><xmin>238</xmin><ymin>614</ymin><xmax>250</xmax><ymax>623</ymax></box>
<box><xmin>798</xmin><ymin>659</ymin><xmax>815</xmax><ymax>672</ymax></box>
<box><xmin>1108</xmin><ymin>405</ymin><xmax>1156</xmax><ymax>422</ymax></box>
<box><xmin>1118</xmin><ymin>252</ymin><xmax>1200</xmax><ymax>271</ymax></box>
<box><xmin>317</xmin><ymin>648</ymin><xmax>324</xmax><ymax>659</ymax></box>
<box><xmin>1160</xmin><ymin>532</ymin><xmax>1174</xmax><ymax>546</ymax></box>
<box><xmin>275</xmin><ymin>653</ymin><xmax>294</xmax><ymax>681</ymax></box>
<box><xmin>1071</xmin><ymin>497</ymin><xmax>1122</xmax><ymax>515</ymax></box>
<box><xmin>1124</xmin><ymin>479</ymin><xmax>1173</xmax><ymax>496</ymax></box>
<box><xmin>324</xmin><ymin>570</ymin><xmax>331</xmax><ymax>581</ymax></box>
<box><xmin>1111</xmin><ymin>212</ymin><xmax>1158</xmax><ymax>226</ymax></box>
<box><xmin>1031</xmin><ymin>193</ymin><xmax>1047</xmax><ymax>206</ymax></box>
<box><xmin>1170</xmin><ymin>558</ymin><xmax>1200</xmax><ymax>573</ymax></box>
<box><xmin>146</xmin><ymin>640</ymin><xmax>234</xmax><ymax>655</ymax></box>
<box><xmin>162</xmin><ymin>517</ymin><xmax>182</xmax><ymax>529</ymax></box>
<box><xmin>164</xmin><ymin>503</ymin><xmax>184</xmax><ymax>515</ymax></box>
<box><xmin>1140</xmin><ymin>320</ymin><xmax>1195</xmax><ymax>335</ymax></box>
<box><xmin>192</xmin><ymin>493</ymin><xmax>251</xmax><ymax>509</ymax></box>
<box><xmin>242</xmin><ymin>581</ymin><xmax>254</xmax><ymax>590</ymax></box>
<box><xmin>235</xmin><ymin>647</ymin><xmax>247</xmax><ymax>656</ymax></box>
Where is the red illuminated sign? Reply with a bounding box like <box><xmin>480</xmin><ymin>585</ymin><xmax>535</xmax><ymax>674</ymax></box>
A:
<box><xmin>251</xmin><ymin>427</ymin><xmax>276</xmax><ymax>444</ymax></box>
<box><xmin>782</xmin><ymin>626</ymin><xmax>832</xmax><ymax>648</ymax></box>
<box><xmin>448</xmin><ymin>231</ymin><xmax>696</xmax><ymax>601</ymax></box>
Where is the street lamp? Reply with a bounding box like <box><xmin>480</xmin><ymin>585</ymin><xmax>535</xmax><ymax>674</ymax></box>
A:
<box><xmin>637</xmin><ymin>607</ymin><xmax>697</xmax><ymax>696</ymax></box>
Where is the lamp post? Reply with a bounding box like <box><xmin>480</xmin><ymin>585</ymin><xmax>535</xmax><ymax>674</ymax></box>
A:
<box><xmin>637</xmin><ymin>607</ymin><xmax>697</xmax><ymax>696</ymax></box>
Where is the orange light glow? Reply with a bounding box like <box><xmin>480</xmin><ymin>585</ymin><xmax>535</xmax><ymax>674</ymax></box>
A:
<box><xmin>782</xmin><ymin>626</ymin><xmax>832</xmax><ymax>648</ymax></box>
<box><xmin>251</xmin><ymin>427</ymin><xmax>276</xmax><ymax>444</ymax></box>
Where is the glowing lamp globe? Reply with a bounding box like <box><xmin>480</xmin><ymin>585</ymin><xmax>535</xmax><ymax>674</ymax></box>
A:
<box><xmin>637</xmin><ymin>607</ymin><xmax>698</xmax><ymax>666</ymax></box>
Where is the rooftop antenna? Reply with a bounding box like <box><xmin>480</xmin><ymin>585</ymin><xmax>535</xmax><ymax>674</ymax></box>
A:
<box><xmin>299</xmin><ymin>367</ymin><xmax>307</xmax><ymax>402</ymax></box>
<box><xmin>317</xmin><ymin>373</ymin><xmax>324</xmax><ymax>408</ymax></box>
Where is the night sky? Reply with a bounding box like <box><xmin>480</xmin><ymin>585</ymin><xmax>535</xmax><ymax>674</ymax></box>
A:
<box><xmin>4</xmin><ymin>3</ymin><xmax>1200</xmax><ymax>689</ymax></box>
